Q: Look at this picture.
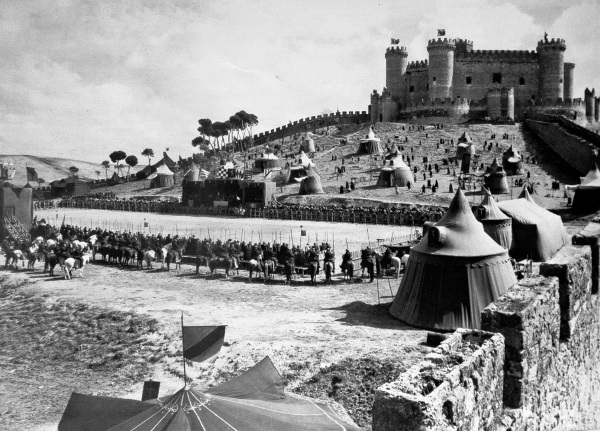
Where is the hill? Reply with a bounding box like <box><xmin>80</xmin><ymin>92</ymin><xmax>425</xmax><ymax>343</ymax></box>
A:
<box><xmin>0</xmin><ymin>154</ymin><xmax>143</xmax><ymax>187</ymax></box>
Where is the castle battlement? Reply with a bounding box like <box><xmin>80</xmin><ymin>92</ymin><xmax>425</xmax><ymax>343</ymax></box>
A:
<box><xmin>406</xmin><ymin>59</ymin><xmax>428</xmax><ymax>71</ymax></box>
<box><xmin>457</xmin><ymin>49</ymin><xmax>538</xmax><ymax>62</ymax></box>
<box><xmin>385</xmin><ymin>46</ymin><xmax>407</xmax><ymax>57</ymax></box>
<box><xmin>537</xmin><ymin>38</ymin><xmax>566</xmax><ymax>51</ymax></box>
<box><xmin>427</xmin><ymin>38</ymin><xmax>456</xmax><ymax>51</ymax></box>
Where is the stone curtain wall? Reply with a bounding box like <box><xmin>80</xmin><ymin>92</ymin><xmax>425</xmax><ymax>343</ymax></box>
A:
<box><xmin>373</xmin><ymin>223</ymin><xmax>600</xmax><ymax>430</ymax></box>
<box><xmin>373</xmin><ymin>329</ymin><xmax>505</xmax><ymax>431</ymax></box>
<box><xmin>525</xmin><ymin>118</ymin><xmax>600</xmax><ymax>174</ymax></box>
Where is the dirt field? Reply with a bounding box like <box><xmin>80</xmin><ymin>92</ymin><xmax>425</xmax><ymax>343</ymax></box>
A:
<box><xmin>36</xmin><ymin>208</ymin><xmax>418</xmax><ymax>248</ymax></box>
<box><xmin>2</xmin><ymin>212</ymin><xmax>428</xmax><ymax>431</ymax></box>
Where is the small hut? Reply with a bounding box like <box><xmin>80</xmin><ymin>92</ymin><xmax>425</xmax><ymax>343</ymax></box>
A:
<box><xmin>254</xmin><ymin>152</ymin><xmax>282</xmax><ymax>178</ymax></box>
<box><xmin>483</xmin><ymin>158</ymin><xmax>509</xmax><ymax>194</ymax></box>
<box><xmin>298</xmin><ymin>165</ymin><xmax>324</xmax><ymax>195</ymax></box>
<box><xmin>502</xmin><ymin>145</ymin><xmax>523</xmax><ymax>175</ymax></box>
<box><xmin>300</xmin><ymin>134</ymin><xmax>316</xmax><ymax>153</ymax></box>
<box><xmin>184</xmin><ymin>163</ymin><xmax>200</xmax><ymax>182</ymax></box>
<box><xmin>358</xmin><ymin>127</ymin><xmax>383</xmax><ymax>154</ymax></box>
<box><xmin>148</xmin><ymin>161</ymin><xmax>174</xmax><ymax>188</ymax></box>
<box><xmin>474</xmin><ymin>189</ymin><xmax>512</xmax><ymax>250</ymax></box>
<box><xmin>376</xmin><ymin>155</ymin><xmax>413</xmax><ymax>187</ymax></box>
<box><xmin>498</xmin><ymin>197</ymin><xmax>569</xmax><ymax>262</ymax></box>
<box><xmin>569</xmin><ymin>164</ymin><xmax>600</xmax><ymax>213</ymax></box>
<box><xmin>390</xmin><ymin>189</ymin><xmax>516</xmax><ymax>331</ymax></box>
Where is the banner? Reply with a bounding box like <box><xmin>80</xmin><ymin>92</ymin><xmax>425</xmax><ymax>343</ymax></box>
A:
<box><xmin>437</xmin><ymin>29</ymin><xmax>446</xmax><ymax>36</ymax></box>
<box><xmin>182</xmin><ymin>325</ymin><xmax>226</xmax><ymax>363</ymax></box>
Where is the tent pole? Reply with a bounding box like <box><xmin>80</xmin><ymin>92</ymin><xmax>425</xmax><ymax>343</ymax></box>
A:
<box><xmin>181</xmin><ymin>312</ymin><xmax>187</xmax><ymax>387</ymax></box>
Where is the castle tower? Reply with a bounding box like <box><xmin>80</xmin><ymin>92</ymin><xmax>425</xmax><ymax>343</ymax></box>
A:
<box><xmin>564</xmin><ymin>62</ymin><xmax>575</xmax><ymax>101</ymax></box>
<box><xmin>585</xmin><ymin>88</ymin><xmax>595</xmax><ymax>122</ymax></box>
<box><xmin>595</xmin><ymin>97</ymin><xmax>600</xmax><ymax>122</ymax></box>
<box><xmin>501</xmin><ymin>87</ymin><xmax>515</xmax><ymax>120</ymax></box>
<box><xmin>537</xmin><ymin>38</ymin><xmax>566</xmax><ymax>102</ymax></box>
<box><xmin>385</xmin><ymin>45</ymin><xmax>408</xmax><ymax>103</ymax></box>
<box><xmin>427</xmin><ymin>38</ymin><xmax>456</xmax><ymax>100</ymax></box>
<box><xmin>370</xmin><ymin>90</ymin><xmax>381</xmax><ymax>123</ymax></box>
<box><xmin>380</xmin><ymin>89</ymin><xmax>398</xmax><ymax>122</ymax></box>
<box><xmin>487</xmin><ymin>87</ymin><xmax>502</xmax><ymax>120</ymax></box>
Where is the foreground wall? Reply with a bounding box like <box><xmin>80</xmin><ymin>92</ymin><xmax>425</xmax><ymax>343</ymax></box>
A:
<box><xmin>374</xmin><ymin>223</ymin><xmax>600</xmax><ymax>430</ymax></box>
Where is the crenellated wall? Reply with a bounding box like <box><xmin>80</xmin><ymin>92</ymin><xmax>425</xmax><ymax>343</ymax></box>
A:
<box><xmin>373</xmin><ymin>223</ymin><xmax>600</xmax><ymax>431</ymax></box>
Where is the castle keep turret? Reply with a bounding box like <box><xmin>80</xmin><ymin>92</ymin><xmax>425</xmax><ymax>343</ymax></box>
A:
<box><xmin>385</xmin><ymin>46</ymin><xmax>408</xmax><ymax>103</ymax></box>
<box><xmin>369</xmin><ymin>34</ymin><xmax>583</xmax><ymax>123</ymax></box>
<box><xmin>427</xmin><ymin>38</ymin><xmax>456</xmax><ymax>100</ymax></box>
<box><xmin>537</xmin><ymin>38</ymin><xmax>566</xmax><ymax>102</ymax></box>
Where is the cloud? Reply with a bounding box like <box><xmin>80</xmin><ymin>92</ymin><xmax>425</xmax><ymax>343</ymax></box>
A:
<box><xmin>0</xmin><ymin>0</ymin><xmax>597</xmax><ymax>163</ymax></box>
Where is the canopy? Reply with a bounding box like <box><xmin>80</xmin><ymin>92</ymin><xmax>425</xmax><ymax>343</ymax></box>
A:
<box><xmin>483</xmin><ymin>158</ymin><xmax>509</xmax><ymax>194</ymax></box>
<box><xmin>390</xmin><ymin>189</ymin><xmax>515</xmax><ymax>331</ymax></box>
<box><xmin>475</xmin><ymin>190</ymin><xmax>512</xmax><ymax>250</ymax></box>
<box><xmin>376</xmin><ymin>155</ymin><xmax>412</xmax><ymax>187</ymax></box>
<box><xmin>58</xmin><ymin>357</ymin><xmax>360</xmax><ymax>431</ymax></box>
<box><xmin>358</xmin><ymin>127</ymin><xmax>383</xmax><ymax>154</ymax></box>
<box><xmin>497</xmin><ymin>198</ymin><xmax>569</xmax><ymax>261</ymax></box>
<box><xmin>457</xmin><ymin>131</ymin><xmax>473</xmax><ymax>144</ymax></box>
<box><xmin>154</xmin><ymin>162</ymin><xmax>174</xmax><ymax>176</ymax></box>
<box><xmin>570</xmin><ymin>164</ymin><xmax>600</xmax><ymax>213</ymax></box>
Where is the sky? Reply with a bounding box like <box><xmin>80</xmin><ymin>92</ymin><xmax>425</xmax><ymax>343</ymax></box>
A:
<box><xmin>0</xmin><ymin>0</ymin><xmax>598</xmax><ymax>163</ymax></box>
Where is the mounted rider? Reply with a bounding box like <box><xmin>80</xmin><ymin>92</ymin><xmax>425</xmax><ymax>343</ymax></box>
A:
<box><xmin>340</xmin><ymin>248</ymin><xmax>352</xmax><ymax>271</ymax></box>
<box><xmin>323</xmin><ymin>247</ymin><xmax>335</xmax><ymax>266</ymax></box>
<box><xmin>307</xmin><ymin>246</ymin><xmax>320</xmax><ymax>274</ymax></box>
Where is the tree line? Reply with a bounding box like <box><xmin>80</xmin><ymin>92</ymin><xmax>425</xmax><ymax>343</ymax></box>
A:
<box><xmin>192</xmin><ymin>110</ymin><xmax>258</xmax><ymax>151</ymax></box>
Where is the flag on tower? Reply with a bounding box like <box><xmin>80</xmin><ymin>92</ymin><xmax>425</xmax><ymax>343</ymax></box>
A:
<box><xmin>390</xmin><ymin>38</ymin><xmax>400</xmax><ymax>45</ymax></box>
<box><xmin>437</xmin><ymin>29</ymin><xmax>446</xmax><ymax>36</ymax></box>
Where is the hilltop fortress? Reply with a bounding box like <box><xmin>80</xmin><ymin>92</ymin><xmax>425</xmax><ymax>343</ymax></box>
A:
<box><xmin>370</xmin><ymin>35</ymin><xmax>596</xmax><ymax>123</ymax></box>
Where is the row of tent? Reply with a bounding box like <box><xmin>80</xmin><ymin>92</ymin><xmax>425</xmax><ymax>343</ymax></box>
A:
<box><xmin>390</xmin><ymin>186</ymin><xmax>570</xmax><ymax>332</ymax></box>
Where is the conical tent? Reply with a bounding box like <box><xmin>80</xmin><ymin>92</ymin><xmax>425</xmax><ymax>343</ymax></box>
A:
<box><xmin>390</xmin><ymin>189</ymin><xmax>516</xmax><ymax>331</ymax></box>
<box><xmin>185</xmin><ymin>163</ymin><xmax>200</xmax><ymax>182</ymax></box>
<box><xmin>254</xmin><ymin>153</ymin><xmax>282</xmax><ymax>175</ymax></box>
<box><xmin>358</xmin><ymin>127</ymin><xmax>383</xmax><ymax>154</ymax></box>
<box><xmin>300</xmin><ymin>134</ymin><xmax>316</xmax><ymax>153</ymax></box>
<box><xmin>474</xmin><ymin>190</ymin><xmax>512</xmax><ymax>249</ymax></box>
<box><xmin>483</xmin><ymin>158</ymin><xmax>509</xmax><ymax>194</ymax></box>
<box><xmin>502</xmin><ymin>145</ymin><xmax>523</xmax><ymax>175</ymax></box>
<box><xmin>498</xmin><ymin>198</ymin><xmax>570</xmax><ymax>261</ymax></box>
<box><xmin>376</xmin><ymin>155</ymin><xmax>413</xmax><ymax>187</ymax></box>
<box><xmin>58</xmin><ymin>357</ymin><xmax>360</xmax><ymax>431</ymax></box>
<box><xmin>570</xmin><ymin>164</ymin><xmax>600</xmax><ymax>213</ymax></box>
<box><xmin>297</xmin><ymin>151</ymin><xmax>314</xmax><ymax>168</ymax></box>
<box><xmin>517</xmin><ymin>185</ymin><xmax>536</xmax><ymax>203</ymax></box>
<box><xmin>298</xmin><ymin>165</ymin><xmax>324</xmax><ymax>194</ymax></box>
<box><xmin>455</xmin><ymin>132</ymin><xmax>473</xmax><ymax>159</ymax></box>
<box><xmin>386</xmin><ymin>143</ymin><xmax>399</xmax><ymax>157</ymax></box>
<box><xmin>150</xmin><ymin>161</ymin><xmax>174</xmax><ymax>188</ymax></box>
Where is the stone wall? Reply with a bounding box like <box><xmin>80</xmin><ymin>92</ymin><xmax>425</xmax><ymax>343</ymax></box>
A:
<box><xmin>373</xmin><ymin>329</ymin><xmax>505</xmax><ymax>431</ymax></box>
<box><xmin>525</xmin><ymin>118</ymin><xmax>600</xmax><ymax>174</ymax></box>
<box><xmin>374</xmin><ymin>223</ymin><xmax>600</xmax><ymax>430</ymax></box>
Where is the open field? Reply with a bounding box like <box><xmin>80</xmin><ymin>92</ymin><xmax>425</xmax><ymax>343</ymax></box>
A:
<box><xmin>0</xmin><ymin>252</ymin><xmax>429</xmax><ymax>430</ymax></box>
<box><xmin>36</xmin><ymin>208</ymin><xmax>419</xmax><ymax>248</ymax></box>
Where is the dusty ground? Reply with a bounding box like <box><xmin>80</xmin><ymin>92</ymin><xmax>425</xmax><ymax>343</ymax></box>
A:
<box><xmin>1</xmin><ymin>212</ymin><xmax>428</xmax><ymax>430</ymax></box>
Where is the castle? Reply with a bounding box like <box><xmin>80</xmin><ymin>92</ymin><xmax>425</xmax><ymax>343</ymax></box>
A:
<box><xmin>369</xmin><ymin>35</ymin><xmax>593</xmax><ymax>123</ymax></box>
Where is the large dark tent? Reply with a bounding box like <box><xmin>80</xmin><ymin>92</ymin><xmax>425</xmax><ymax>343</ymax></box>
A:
<box><xmin>497</xmin><ymin>198</ymin><xmax>569</xmax><ymax>262</ymax></box>
<box><xmin>298</xmin><ymin>165</ymin><xmax>325</xmax><ymax>195</ymax></box>
<box><xmin>390</xmin><ymin>189</ymin><xmax>516</xmax><ymax>331</ymax></box>
<box><xmin>148</xmin><ymin>161</ymin><xmax>175</xmax><ymax>188</ymax></box>
<box><xmin>300</xmin><ymin>133</ymin><xmax>316</xmax><ymax>153</ymax></box>
<box><xmin>58</xmin><ymin>357</ymin><xmax>360</xmax><ymax>431</ymax></box>
<box><xmin>483</xmin><ymin>158</ymin><xmax>509</xmax><ymax>194</ymax></box>
<box><xmin>502</xmin><ymin>145</ymin><xmax>523</xmax><ymax>175</ymax></box>
<box><xmin>50</xmin><ymin>177</ymin><xmax>92</xmax><ymax>197</ymax></box>
<box><xmin>474</xmin><ymin>189</ymin><xmax>512</xmax><ymax>250</ymax></box>
<box><xmin>568</xmin><ymin>164</ymin><xmax>600</xmax><ymax>213</ymax></box>
<box><xmin>376</xmin><ymin>155</ymin><xmax>413</xmax><ymax>187</ymax></box>
<box><xmin>358</xmin><ymin>127</ymin><xmax>383</xmax><ymax>154</ymax></box>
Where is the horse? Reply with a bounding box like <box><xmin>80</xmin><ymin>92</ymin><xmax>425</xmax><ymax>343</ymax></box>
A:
<box><xmin>341</xmin><ymin>260</ymin><xmax>354</xmax><ymax>282</ymax></box>
<box><xmin>284</xmin><ymin>258</ymin><xmax>294</xmax><ymax>285</ymax></box>
<box><xmin>375</xmin><ymin>250</ymin><xmax>401</xmax><ymax>278</ymax></box>
<box><xmin>195</xmin><ymin>255</ymin><xmax>209</xmax><ymax>274</ymax></box>
<box><xmin>26</xmin><ymin>244</ymin><xmax>43</xmax><ymax>270</ymax></box>
<box><xmin>247</xmin><ymin>252</ymin><xmax>263</xmax><ymax>281</ymax></box>
<box><xmin>360</xmin><ymin>255</ymin><xmax>375</xmax><ymax>282</ymax></box>
<box><xmin>165</xmin><ymin>249</ymin><xmax>182</xmax><ymax>272</ymax></box>
<box><xmin>262</xmin><ymin>258</ymin><xmax>276</xmax><ymax>283</ymax></box>
<box><xmin>307</xmin><ymin>261</ymin><xmax>319</xmax><ymax>285</ymax></box>
<box><xmin>324</xmin><ymin>260</ymin><xmax>334</xmax><ymax>285</ymax></box>
<box><xmin>43</xmin><ymin>250</ymin><xmax>59</xmax><ymax>276</ymax></box>
<box><xmin>77</xmin><ymin>254</ymin><xmax>91</xmax><ymax>277</ymax></box>
<box><xmin>208</xmin><ymin>256</ymin><xmax>234</xmax><ymax>279</ymax></box>
<box><xmin>61</xmin><ymin>257</ymin><xmax>78</xmax><ymax>280</ymax></box>
<box><xmin>144</xmin><ymin>250</ymin><xmax>157</xmax><ymax>269</ymax></box>
<box><xmin>7</xmin><ymin>249</ymin><xmax>25</xmax><ymax>270</ymax></box>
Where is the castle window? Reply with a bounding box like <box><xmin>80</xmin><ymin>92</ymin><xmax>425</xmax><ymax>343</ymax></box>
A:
<box><xmin>466</xmin><ymin>76</ymin><xmax>472</xmax><ymax>85</ymax></box>
<box><xmin>519</xmin><ymin>77</ymin><xmax>525</xmax><ymax>85</ymax></box>
<box><xmin>426</xmin><ymin>84</ymin><xmax>429</xmax><ymax>90</ymax></box>
<box><xmin>492</xmin><ymin>73</ymin><xmax>502</xmax><ymax>84</ymax></box>
<box><xmin>433</xmin><ymin>77</ymin><xmax>436</xmax><ymax>82</ymax></box>
<box><xmin>559</xmin><ymin>78</ymin><xmax>563</xmax><ymax>83</ymax></box>
<box><xmin>531</xmin><ymin>95</ymin><xmax>536</xmax><ymax>100</ymax></box>
<box><xmin>409</xmin><ymin>85</ymin><xmax>415</xmax><ymax>93</ymax></box>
